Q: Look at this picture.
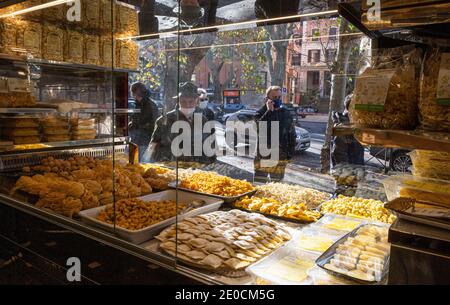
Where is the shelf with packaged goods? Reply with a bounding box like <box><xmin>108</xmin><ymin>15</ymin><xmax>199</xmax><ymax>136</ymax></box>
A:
<box><xmin>338</xmin><ymin>1</ymin><xmax>450</xmax><ymax>47</ymax></box>
<box><xmin>0</xmin><ymin>54</ymin><xmax>139</xmax><ymax>75</ymax></box>
<box><xmin>0</xmin><ymin>136</ymin><xmax>130</xmax><ymax>158</ymax></box>
<box><xmin>333</xmin><ymin>125</ymin><xmax>450</xmax><ymax>153</ymax></box>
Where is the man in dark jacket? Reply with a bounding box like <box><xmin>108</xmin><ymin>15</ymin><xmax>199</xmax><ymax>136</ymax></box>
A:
<box><xmin>254</xmin><ymin>86</ymin><xmax>297</xmax><ymax>182</ymax></box>
<box><xmin>129</xmin><ymin>82</ymin><xmax>159</xmax><ymax>162</ymax></box>
<box><xmin>331</xmin><ymin>94</ymin><xmax>365</xmax><ymax>166</ymax></box>
<box><xmin>149</xmin><ymin>82</ymin><xmax>216</xmax><ymax>164</ymax></box>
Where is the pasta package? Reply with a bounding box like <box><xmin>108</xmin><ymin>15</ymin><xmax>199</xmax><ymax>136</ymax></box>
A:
<box><xmin>42</xmin><ymin>0</ymin><xmax>65</xmax><ymax>21</ymax></box>
<box><xmin>350</xmin><ymin>46</ymin><xmax>423</xmax><ymax>130</ymax></box>
<box><xmin>100</xmin><ymin>0</ymin><xmax>115</xmax><ymax>31</ymax></box>
<box><xmin>115</xmin><ymin>39</ymin><xmax>138</xmax><ymax>70</ymax></box>
<box><xmin>0</xmin><ymin>18</ymin><xmax>19</xmax><ymax>55</ymax></box>
<box><xmin>410</xmin><ymin>150</ymin><xmax>450</xmax><ymax>181</ymax></box>
<box><xmin>100</xmin><ymin>35</ymin><xmax>113</xmax><ymax>67</ymax></box>
<box><xmin>82</xmin><ymin>0</ymin><xmax>100</xmax><ymax>29</ymax></box>
<box><xmin>419</xmin><ymin>48</ymin><xmax>450</xmax><ymax>132</ymax></box>
<box><xmin>42</xmin><ymin>23</ymin><xmax>65</xmax><ymax>61</ymax></box>
<box><xmin>83</xmin><ymin>35</ymin><xmax>100</xmax><ymax>66</ymax></box>
<box><xmin>64</xmin><ymin>29</ymin><xmax>84</xmax><ymax>64</ymax></box>
<box><xmin>115</xmin><ymin>2</ymin><xmax>139</xmax><ymax>37</ymax></box>
<box><xmin>16</xmin><ymin>20</ymin><xmax>42</xmax><ymax>58</ymax></box>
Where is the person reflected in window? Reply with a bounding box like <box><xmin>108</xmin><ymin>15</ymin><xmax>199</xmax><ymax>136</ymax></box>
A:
<box><xmin>254</xmin><ymin>86</ymin><xmax>297</xmax><ymax>183</ymax></box>
<box><xmin>198</xmin><ymin>88</ymin><xmax>215</xmax><ymax>121</ymax></box>
<box><xmin>148</xmin><ymin>82</ymin><xmax>216</xmax><ymax>165</ymax></box>
<box><xmin>129</xmin><ymin>82</ymin><xmax>159</xmax><ymax>163</ymax></box>
<box><xmin>331</xmin><ymin>94</ymin><xmax>365</xmax><ymax>167</ymax></box>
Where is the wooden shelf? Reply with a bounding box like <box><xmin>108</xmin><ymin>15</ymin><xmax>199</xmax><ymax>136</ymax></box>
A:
<box><xmin>333</xmin><ymin>125</ymin><xmax>450</xmax><ymax>152</ymax></box>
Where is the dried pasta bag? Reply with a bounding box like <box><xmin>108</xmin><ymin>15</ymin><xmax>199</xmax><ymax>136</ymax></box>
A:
<box><xmin>100</xmin><ymin>0</ymin><xmax>115</xmax><ymax>31</ymax></box>
<box><xmin>16</xmin><ymin>20</ymin><xmax>42</xmax><ymax>58</ymax></box>
<box><xmin>350</xmin><ymin>46</ymin><xmax>422</xmax><ymax>130</ymax></box>
<box><xmin>100</xmin><ymin>35</ymin><xmax>113</xmax><ymax>67</ymax></box>
<box><xmin>410</xmin><ymin>150</ymin><xmax>450</xmax><ymax>181</ymax></box>
<box><xmin>83</xmin><ymin>35</ymin><xmax>100</xmax><ymax>66</ymax></box>
<box><xmin>64</xmin><ymin>29</ymin><xmax>84</xmax><ymax>64</ymax></box>
<box><xmin>115</xmin><ymin>39</ymin><xmax>138</xmax><ymax>70</ymax></box>
<box><xmin>419</xmin><ymin>48</ymin><xmax>450</xmax><ymax>132</ymax></box>
<box><xmin>82</xmin><ymin>0</ymin><xmax>100</xmax><ymax>29</ymax></box>
<box><xmin>42</xmin><ymin>0</ymin><xmax>65</xmax><ymax>21</ymax></box>
<box><xmin>116</xmin><ymin>2</ymin><xmax>139</xmax><ymax>37</ymax></box>
<box><xmin>0</xmin><ymin>18</ymin><xmax>18</xmax><ymax>55</ymax></box>
<box><xmin>42</xmin><ymin>23</ymin><xmax>65</xmax><ymax>61</ymax></box>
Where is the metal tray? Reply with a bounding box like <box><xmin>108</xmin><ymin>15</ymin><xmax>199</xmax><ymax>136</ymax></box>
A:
<box><xmin>315</xmin><ymin>224</ymin><xmax>390</xmax><ymax>284</ymax></box>
<box><xmin>78</xmin><ymin>190</ymin><xmax>224</xmax><ymax>244</ymax></box>
<box><xmin>168</xmin><ymin>181</ymin><xmax>256</xmax><ymax>203</ymax></box>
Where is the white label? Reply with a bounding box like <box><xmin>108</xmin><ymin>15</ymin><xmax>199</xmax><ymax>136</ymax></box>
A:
<box><xmin>354</xmin><ymin>68</ymin><xmax>396</xmax><ymax>112</ymax></box>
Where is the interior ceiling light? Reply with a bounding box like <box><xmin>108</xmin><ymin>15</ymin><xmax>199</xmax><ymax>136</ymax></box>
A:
<box><xmin>0</xmin><ymin>0</ymin><xmax>73</xmax><ymax>18</ymax></box>
<box><xmin>117</xmin><ymin>10</ymin><xmax>339</xmax><ymax>41</ymax></box>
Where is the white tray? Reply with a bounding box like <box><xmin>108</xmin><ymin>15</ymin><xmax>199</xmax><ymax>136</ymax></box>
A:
<box><xmin>78</xmin><ymin>190</ymin><xmax>223</xmax><ymax>244</ymax></box>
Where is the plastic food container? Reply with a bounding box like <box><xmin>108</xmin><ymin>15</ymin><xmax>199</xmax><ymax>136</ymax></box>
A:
<box><xmin>307</xmin><ymin>266</ymin><xmax>358</xmax><ymax>285</ymax></box>
<box><xmin>78</xmin><ymin>190</ymin><xmax>224</xmax><ymax>244</ymax></box>
<box><xmin>382</xmin><ymin>174</ymin><xmax>450</xmax><ymax>208</ymax></box>
<box><xmin>312</xmin><ymin>213</ymin><xmax>367</xmax><ymax>234</ymax></box>
<box><xmin>315</xmin><ymin>224</ymin><xmax>391</xmax><ymax>284</ymax></box>
<box><xmin>286</xmin><ymin>227</ymin><xmax>343</xmax><ymax>254</ymax></box>
<box><xmin>246</xmin><ymin>246</ymin><xmax>317</xmax><ymax>285</ymax></box>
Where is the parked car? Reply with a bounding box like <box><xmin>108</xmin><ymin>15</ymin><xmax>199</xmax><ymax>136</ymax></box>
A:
<box><xmin>223</xmin><ymin>109</ymin><xmax>310</xmax><ymax>155</ymax></box>
<box><xmin>369</xmin><ymin>147</ymin><xmax>412</xmax><ymax>172</ymax></box>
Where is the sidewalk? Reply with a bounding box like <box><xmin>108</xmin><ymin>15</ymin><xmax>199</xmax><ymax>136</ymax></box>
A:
<box><xmin>298</xmin><ymin>113</ymin><xmax>329</xmax><ymax>123</ymax></box>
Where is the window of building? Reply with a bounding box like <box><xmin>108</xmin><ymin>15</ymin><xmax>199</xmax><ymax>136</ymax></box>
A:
<box><xmin>329</xmin><ymin>27</ymin><xmax>338</xmax><ymax>41</ymax></box>
<box><xmin>292</xmin><ymin>34</ymin><xmax>302</xmax><ymax>46</ymax></box>
<box><xmin>312</xmin><ymin>71</ymin><xmax>320</xmax><ymax>86</ymax></box>
<box><xmin>308</xmin><ymin>50</ymin><xmax>321</xmax><ymax>63</ymax></box>
<box><xmin>326</xmin><ymin>49</ymin><xmax>337</xmax><ymax>62</ymax></box>
<box><xmin>291</xmin><ymin>54</ymin><xmax>301</xmax><ymax>66</ymax></box>
<box><xmin>311</xmin><ymin>28</ymin><xmax>320</xmax><ymax>41</ymax></box>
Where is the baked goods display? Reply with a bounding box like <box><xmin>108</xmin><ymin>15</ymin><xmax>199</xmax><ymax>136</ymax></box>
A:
<box><xmin>178</xmin><ymin>172</ymin><xmax>254</xmax><ymax>197</ymax></box>
<box><xmin>39</xmin><ymin>115</ymin><xmax>70</xmax><ymax>142</ymax></box>
<box><xmin>234</xmin><ymin>196</ymin><xmax>321</xmax><ymax>223</ymax></box>
<box><xmin>0</xmin><ymin>141</ymin><xmax>14</xmax><ymax>152</ymax></box>
<box><xmin>320</xmin><ymin>195</ymin><xmax>396</xmax><ymax>224</ymax></box>
<box><xmin>64</xmin><ymin>30</ymin><xmax>84</xmax><ymax>64</ymax></box>
<box><xmin>70</xmin><ymin>118</ymin><xmax>96</xmax><ymax>140</ymax></box>
<box><xmin>0</xmin><ymin>77</ymin><xmax>36</xmax><ymax>108</ymax></box>
<box><xmin>13</xmin><ymin>157</ymin><xmax>153</xmax><ymax>217</ymax></box>
<box><xmin>42</xmin><ymin>23</ymin><xmax>65</xmax><ymax>62</ymax></box>
<box><xmin>254</xmin><ymin>182</ymin><xmax>330</xmax><ymax>209</ymax></box>
<box><xmin>410</xmin><ymin>150</ymin><xmax>450</xmax><ymax>181</ymax></box>
<box><xmin>349</xmin><ymin>46</ymin><xmax>422</xmax><ymax>130</ymax></box>
<box><xmin>156</xmin><ymin>209</ymin><xmax>291</xmax><ymax>271</ymax></box>
<box><xmin>419</xmin><ymin>48</ymin><xmax>450</xmax><ymax>132</ymax></box>
<box><xmin>0</xmin><ymin>116</ymin><xmax>42</xmax><ymax>144</ymax></box>
<box><xmin>320</xmin><ymin>225</ymin><xmax>390</xmax><ymax>282</ymax></box>
<box><xmin>97</xmin><ymin>198</ymin><xmax>187</xmax><ymax>231</ymax></box>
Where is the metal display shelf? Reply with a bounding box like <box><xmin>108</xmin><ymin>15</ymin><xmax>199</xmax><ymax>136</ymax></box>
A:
<box><xmin>0</xmin><ymin>108</ymin><xmax>57</xmax><ymax>114</ymax></box>
<box><xmin>334</xmin><ymin>125</ymin><xmax>450</xmax><ymax>152</ymax></box>
<box><xmin>77</xmin><ymin>108</ymin><xmax>141</xmax><ymax>114</ymax></box>
<box><xmin>0</xmin><ymin>136</ymin><xmax>130</xmax><ymax>157</ymax></box>
<box><xmin>28</xmin><ymin>58</ymin><xmax>139</xmax><ymax>74</ymax></box>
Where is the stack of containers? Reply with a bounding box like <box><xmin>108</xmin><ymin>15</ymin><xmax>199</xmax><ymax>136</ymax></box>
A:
<box><xmin>40</xmin><ymin>114</ymin><xmax>70</xmax><ymax>142</ymax></box>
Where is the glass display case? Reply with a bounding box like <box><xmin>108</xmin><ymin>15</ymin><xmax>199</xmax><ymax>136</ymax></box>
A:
<box><xmin>0</xmin><ymin>0</ymin><xmax>449</xmax><ymax>285</ymax></box>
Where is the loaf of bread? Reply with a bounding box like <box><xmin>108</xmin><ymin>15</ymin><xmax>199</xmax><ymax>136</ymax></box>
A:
<box><xmin>42</xmin><ymin>23</ymin><xmax>65</xmax><ymax>61</ymax></box>
<box><xmin>83</xmin><ymin>35</ymin><xmax>100</xmax><ymax>66</ymax></box>
<box><xmin>16</xmin><ymin>20</ymin><xmax>42</xmax><ymax>58</ymax></box>
<box><xmin>64</xmin><ymin>29</ymin><xmax>84</xmax><ymax>64</ymax></box>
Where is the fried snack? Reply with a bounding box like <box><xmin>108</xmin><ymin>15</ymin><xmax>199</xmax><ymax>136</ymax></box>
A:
<box><xmin>100</xmin><ymin>35</ymin><xmax>113</xmax><ymax>67</ymax></box>
<box><xmin>255</xmin><ymin>182</ymin><xmax>329</xmax><ymax>209</ymax></box>
<box><xmin>64</xmin><ymin>29</ymin><xmax>84</xmax><ymax>64</ymax></box>
<box><xmin>179</xmin><ymin>172</ymin><xmax>254</xmax><ymax>197</ymax></box>
<box><xmin>235</xmin><ymin>196</ymin><xmax>321</xmax><ymax>222</ymax></box>
<box><xmin>42</xmin><ymin>23</ymin><xmax>64</xmax><ymax>62</ymax></box>
<box><xmin>81</xmin><ymin>190</ymin><xmax>99</xmax><ymax>210</ymax></box>
<box><xmin>419</xmin><ymin>49</ymin><xmax>450</xmax><ymax>132</ymax></box>
<box><xmin>320</xmin><ymin>195</ymin><xmax>396</xmax><ymax>224</ymax></box>
<box><xmin>84</xmin><ymin>35</ymin><xmax>100</xmax><ymax>66</ymax></box>
<box><xmin>2</xmin><ymin>117</ymin><xmax>39</xmax><ymax>128</ymax></box>
<box><xmin>45</xmin><ymin>134</ymin><xmax>71</xmax><ymax>142</ymax></box>
<box><xmin>142</xmin><ymin>165</ymin><xmax>177</xmax><ymax>190</ymax></box>
<box><xmin>16</xmin><ymin>20</ymin><xmax>42</xmax><ymax>58</ymax></box>
<box><xmin>12</xmin><ymin>136</ymin><xmax>41</xmax><ymax>145</ymax></box>
<box><xmin>115</xmin><ymin>39</ymin><xmax>138</xmax><ymax>70</ymax></box>
<box><xmin>4</xmin><ymin>128</ymin><xmax>40</xmax><ymax>137</ymax></box>
<box><xmin>115</xmin><ymin>2</ymin><xmax>139</xmax><ymax>36</ymax></box>
<box><xmin>42</xmin><ymin>127</ymin><xmax>69</xmax><ymax>135</ymax></box>
<box><xmin>156</xmin><ymin>210</ymin><xmax>291</xmax><ymax>271</ymax></box>
<box><xmin>97</xmin><ymin>198</ymin><xmax>187</xmax><ymax>231</ymax></box>
<box><xmin>40</xmin><ymin>116</ymin><xmax>69</xmax><ymax>127</ymax></box>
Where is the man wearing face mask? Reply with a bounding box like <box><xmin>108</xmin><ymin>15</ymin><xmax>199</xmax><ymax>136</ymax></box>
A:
<box><xmin>254</xmin><ymin>86</ymin><xmax>297</xmax><ymax>182</ymax></box>
<box><xmin>198</xmin><ymin>88</ymin><xmax>215</xmax><ymax>121</ymax></box>
<box><xmin>129</xmin><ymin>82</ymin><xmax>159</xmax><ymax>162</ymax></box>
<box><xmin>148</xmin><ymin>82</ymin><xmax>216</xmax><ymax>163</ymax></box>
